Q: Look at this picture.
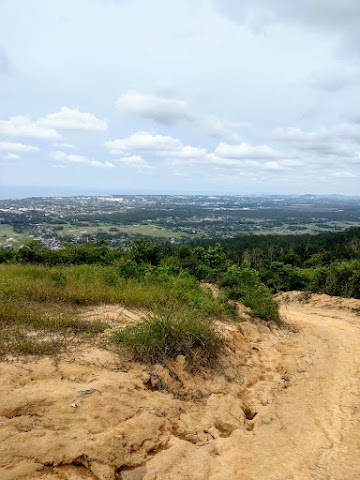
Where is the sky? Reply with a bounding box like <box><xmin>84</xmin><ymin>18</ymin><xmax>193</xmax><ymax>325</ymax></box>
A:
<box><xmin>1</xmin><ymin>0</ymin><xmax>360</xmax><ymax>197</ymax></box>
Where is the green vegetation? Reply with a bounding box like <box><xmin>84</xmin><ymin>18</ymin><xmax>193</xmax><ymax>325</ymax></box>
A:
<box><xmin>1</xmin><ymin>195</ymin><xmax>359</xmax><ymax>365</ymax></box>
<box><xmin>111</xmin><ymin>309</ymin><xmax>222</xmax><ymax>368</ymax></box>
<box><xmin>0</xmin><ymin>239</ymin><xmax>280</xmax><ymax>365</ymax></box>
<box><xmin>0</xmin><ymin>262</ymin><xmax>233</xmax><ymax>318</ymax></box>
<box><xmin>2</xmin><ymin>195</ymin><xmax>360</xmax><ymax>249</ymax></box>
<box><xmin>3</xmin><ymin>222</ymin><xmax>359</xmax><ymax>364</ymax></box>
<box><xmin>54</xmin><ymin>223</ymin><xmax>197</xmax><ymax>241</ymax></box>
<box><xmin>0</xmin><ymin>300</ymin><xmax>107</xmax><ymax>357</ymax></box>
<box><xmin>0</xmin><ymin>224</ymin><xmax>26</xmax><ymax>248</ymax></box>
<box><xmin>203</xmin><ymin>227</ymin><xmax>360</xmax><ymax>298</ymax></box>
<box><xmin>219</xmin><ymin>266</ymin><xmax>281</xmax><ymax>324</ymax></box>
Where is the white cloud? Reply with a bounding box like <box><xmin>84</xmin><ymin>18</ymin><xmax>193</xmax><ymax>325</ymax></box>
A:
<box><xmin>104</xmin><ymin>126</ymin><xmax>358</xmax><ymax>181</ymax></box>
<box><xmin>0</xmin><ymin>107</ymin><xmax>106</xmax><ymax>141</ymax></box>
<box><xmin>347</xmin><ymin>153</ymin><xmax>360</xmax><ymax>164</ymax></box>
<box><xmin>0</xmin><ymin>153</ymin><xmax>20</xmax><ymax>160</ymax></box>
<box><xmin>205</xmin><ymin>154</ymin><xmax>302</xmax><ymax>171</ymax></box>
<box><xmin>105</xmin><ymin>131</ymin><xmax>300</xmax><ymax>174</ymax></box>
<box><xmin>0</xmin><ymin>116</ymin><xmax>61</xmax><ymax>140</ymax></box>
<box><xmin>53</xmin><ymin>142</ymin><xmax>74</xmax><ymax>149</ymax></box>
<box><xmin>116</xmin><ymin>90</ymin><xmax>248</xmax><ymax>141</ymax></box>
<box><xmin>117</xmin><ymin>155</ymin><xmax>152</xmax><ymax>170</ymax></box>
<box><xmin>272</xmin><ymin>127</ymin><xmax>328</xmax><ymax>143</ymax></box>
<box><xmin>271</xmin><ymin>126</ymin><xmax>355</xmax><ymax>157</ymax></box>
<box><xmin>2</xmin><ymin>0</ymin><xmax>360</xmax><ymax>195</ymax></box>
<box><xmin>207</xmin><ymin>154</ymin><xmax>259</xmax><ymax>169</ymax></box>
<box><xmin>333</xmin><ymin>123</ymin><xmax>360</xmax><ymax>143</ymax></box>
<box><xmin>262</xmin><ymin>160</ymin><xmax>303</xmax><ymax>171</ymax></box>
<box><xmin>116</xmin><ymin>90</ymin><xmax>194</xmax><ymax>125</ymax></box>
<box><xmin>215</xmin><ymin>141</ymin><xmax>280</xmax><ymax>159</ymax></box>
<box><xmin>159</xmin><ymin>145</ymin><xmax>208</xmax><ymax>159</ymax></box>
<box><xmin>50</xmin><ymin>151</ymin><xmax>115</xmax><ymax>169</ymax></box>
<box><xmin>105</xmin><ymin>132</ymin><xmax>182</xmax><ymax>154</ymax></box>
<box><xmin>39</xmin><ymin>107</ymin><xmax>107</xmax><ymax>131</ymax></box>
<box><xmin>329</xmin><ymin>171</ymin><xmax>356</xmax><ymax>178</ymax></box>
<box><xmin>201</xmin><ymin>115</ymin><xmax>246</xmax><ymax>142</ymax></box>
<box><xmin>0</xmin><ymin>141</ymin><xmax>38</xmax><ymax>152</ymax></box>
<box><xmin>105</xmin><ymin>131</ymin><xmax>209</xmax><ymax>164</ymax></box>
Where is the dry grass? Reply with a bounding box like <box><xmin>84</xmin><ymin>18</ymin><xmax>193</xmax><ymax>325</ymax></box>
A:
<box><xmin>0</xmin><ymin>299</ymin><xmax>108</xmax><ymax>358</ymax></box>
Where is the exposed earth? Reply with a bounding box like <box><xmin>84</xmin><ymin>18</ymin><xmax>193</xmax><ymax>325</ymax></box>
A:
<box><xmin>1</xmin><ymin>293</ymin><xmax>360</xmax><ymax>480</ymax></box>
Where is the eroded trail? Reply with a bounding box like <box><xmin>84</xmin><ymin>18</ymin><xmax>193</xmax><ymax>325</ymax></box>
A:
<box><xmin>227</xmin><ymin>294</ymin><xmax>360</xmax><ymax>480</ymax></box>
<box><xmin>0</xmin><ymin>294</ymin><xmax>359</xmax><ymax>480</ymax></box>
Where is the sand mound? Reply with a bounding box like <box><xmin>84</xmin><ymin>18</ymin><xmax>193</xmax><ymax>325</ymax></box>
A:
<box><xmin>0</xmin><ymin>312</ymin><xmax>290</xmax><ymax>480</ymax></box>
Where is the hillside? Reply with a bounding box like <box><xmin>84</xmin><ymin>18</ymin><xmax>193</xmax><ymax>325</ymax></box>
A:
<box><xmin>1</xmin><ymin>239</ymin><xmax>360</xmax><ymax>479</ymax></box>
<box><xmin>1</xmin><ymin>293</ymin><xmax>360</xmax><ymax>479</ymax></box>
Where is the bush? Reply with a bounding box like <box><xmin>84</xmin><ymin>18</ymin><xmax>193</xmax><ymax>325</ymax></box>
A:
<box><xmin>219</xmin><ymin>266</ymin><xmax>281</xmax><ymax>324</ymax></box>
<box><xmin>309</xmin><ymin>260</ymin><xmax>360</xmax><ymax>298</ymax></box>
<box><xmin>111</xmin><ymin>310</ymin><xmax>223</xmax><ymax>368</ymax></box>
<box><xmin>260</xmin><ymin>262</ymin><xmax>307</xmax><ymax>292</ymax></box>
<box><xmin>130</xmin><ymin>239</ymin><xmax>163</xmax><ymax>265</ymax></box>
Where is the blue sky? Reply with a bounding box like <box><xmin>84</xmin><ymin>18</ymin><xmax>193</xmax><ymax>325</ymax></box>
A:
<box><xmin>1</xmin><ymin>0</ymin><xmax>360</xmax><ymax>197</ymax></box>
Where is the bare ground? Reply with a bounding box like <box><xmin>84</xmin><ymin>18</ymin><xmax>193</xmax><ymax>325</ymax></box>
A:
<box><xmin>0</xmin><ymin>293</ymin><xmax>360</xmax><ymax>480</ymax></box>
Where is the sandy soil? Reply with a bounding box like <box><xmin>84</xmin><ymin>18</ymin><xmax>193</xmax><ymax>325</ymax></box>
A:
<box><xmin>0</xmin><ymin>293</ymin><xmax>359</xmax><ymax>480</ymax></box>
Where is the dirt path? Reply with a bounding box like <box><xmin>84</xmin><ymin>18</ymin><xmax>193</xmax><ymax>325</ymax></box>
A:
<box><xmin>230</xmin><ymin>293</ymin><xmax>360</xmax><ymax>480</ymax></box>
<box><xmin>0</xmin><ymin>293</ymin><xmax>359</xmax><ymax>480</ymax></box>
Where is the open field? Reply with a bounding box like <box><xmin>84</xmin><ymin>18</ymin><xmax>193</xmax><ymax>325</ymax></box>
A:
<box><xmin>0</xmin><ymin>225</ymin><xmax>27</xmax><ymax>248</ymax></box>
<box><xmin>55</xmin><ymin>223</ymin><xmax>197</xmax><ymax>240</ymax></box>
<box><xmin>249</xmin><ymin>220</ymin><xmax>360</xmax><ymax>235</ymax></box>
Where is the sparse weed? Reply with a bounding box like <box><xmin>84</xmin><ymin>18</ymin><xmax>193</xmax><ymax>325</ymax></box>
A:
<box><xmin>0</xmin><ymin>297</ymin><xmax>108</xmax><ymax>358</ymax></box>
<box><xmin>298</xmin><ymin>291</ymin><xmax>312</xmax><ymax>303</ymax></box>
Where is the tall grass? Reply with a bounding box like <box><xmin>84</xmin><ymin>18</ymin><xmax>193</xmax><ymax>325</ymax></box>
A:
<box><xmin>0</xmin><ymin>264</ymin><xmax>233</xmax><ymax>318</ymax></box>
<box><xmin>0</xmin><ymin>263</ymin><xmax>235</xmax><ymax>360</ymax></box>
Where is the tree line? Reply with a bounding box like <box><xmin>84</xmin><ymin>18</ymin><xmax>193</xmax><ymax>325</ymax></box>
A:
<box><xmin>1</xmin><ymin>226</ymin><xmax>360</xmax><ymax>299</ymax></box>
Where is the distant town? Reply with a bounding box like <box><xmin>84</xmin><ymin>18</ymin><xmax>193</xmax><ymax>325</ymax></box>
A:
<box><xmin>1</xmin><ymin>194</ymin><xmax>359</xmax><ymax>249</ymax></box>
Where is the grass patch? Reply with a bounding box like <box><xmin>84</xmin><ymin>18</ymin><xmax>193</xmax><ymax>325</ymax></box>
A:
<box><xmin>0</xmin><ymin>330</ymin><xmax>65</xmax><ymax>357</ymax></box>
<box><xmin>0</xmin><ymin>300</ymin><xmax>107</xmax><ymax>334</ymax></box>
<box><xmin>0</xmin><ymin>263</ymin><xmax>235</xmax><ymax>360</ymax></box>
<box><xmin>111</xmin><ymin>309</ymin><xmax>223</xmax><ymax>368</ymax></box>
<box><xmin>0</xmin><ymin>264</ymin><xmax>234</xmax><ymax>319</ymax></box>
<box><xmin>0</xmin><ymin>299</ymin><xmax>108</xmax><ymax>358</ymax></box>
<box><xmin>0</xmin><ymin>224</ymin><xmax>27</xmax><ymax>248</ymax></box>
<box><xmin>56</xmin><ymin>223</ymin><xmax>197</xmax><ymax>240</ymax></box>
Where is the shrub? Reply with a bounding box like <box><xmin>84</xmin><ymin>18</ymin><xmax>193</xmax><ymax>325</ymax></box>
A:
<box><xmin>219</xmin><ymin>266</ymin><xmax>281</xmax><ymax>324</ymax></box>
<box><xmin>111</xmin><ymin>310</ymin><xmax>223</xmax><ymax>368</ymax></box>
<box><xmin>118</xmin><ymin>259</ymin><xmax>146</xmax><ymax>279</ymax></box>
<box><xmin>130</xmin><ymin>239</ymin><xmax>163</xmax><ymax>265</ymax></box>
